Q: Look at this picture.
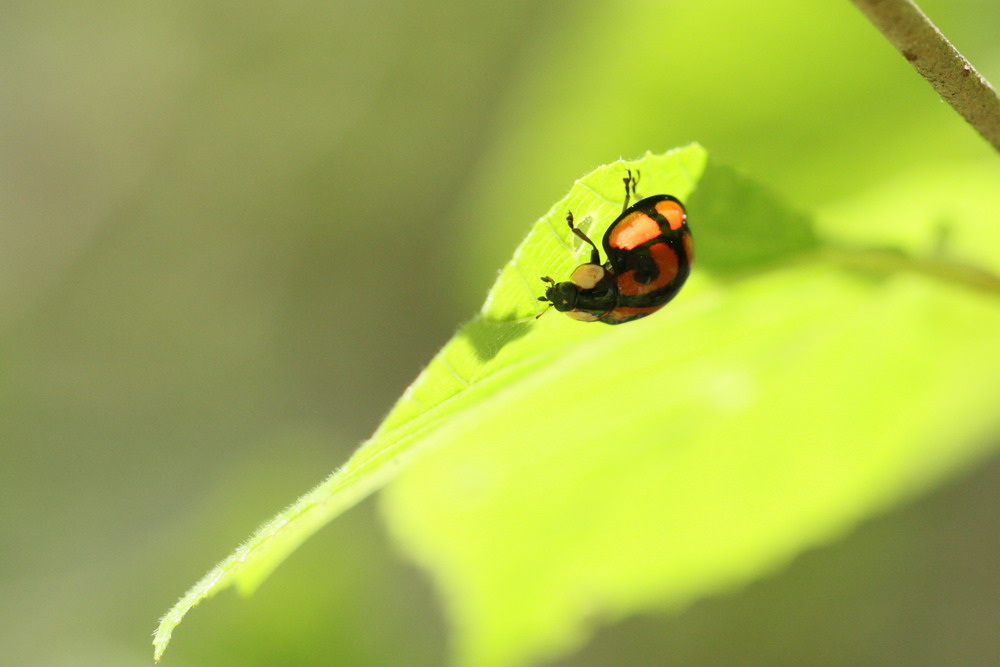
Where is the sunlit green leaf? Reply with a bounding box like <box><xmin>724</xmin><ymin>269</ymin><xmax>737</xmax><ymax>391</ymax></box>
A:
<box><xmin>154</xmin><ymin>145</ymin><xmax>712</xmax><ymax>660</ymax></box>
<box><xmin>378</xmin><ymin>162</ymin><xmax>1000</xmax><ymax>666</ymax></box>
<box><xmin>156</xmin><ymin>144</ymin><xmax>1000</xmax><ymax>665</ymax></box>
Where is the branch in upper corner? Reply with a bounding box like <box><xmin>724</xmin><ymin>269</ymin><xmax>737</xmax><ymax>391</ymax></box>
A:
<box><xmin>850</xmin><ymin>0</ymin><xmax>1000</xmax><ymax>154</ymax></box>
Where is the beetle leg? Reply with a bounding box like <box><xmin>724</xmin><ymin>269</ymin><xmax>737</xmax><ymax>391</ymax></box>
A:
<box><xmin>566</xmin><ymin>212</ymin><xmax>601</xmax><ymax>265</ymax></box>
<box><xmin>622</xmin><ymin>168</ymin><xmax>642</xmax><ymax>212</ymax></box>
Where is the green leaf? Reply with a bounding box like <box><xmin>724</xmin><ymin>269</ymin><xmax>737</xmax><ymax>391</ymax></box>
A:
<box><xmin>155</xmin><ymin>145</ymin><xmax>1000</xmax><ymax>666</ymax></box>
<box><xmin>377</xmin><ymin>162</ymin><xmax>1000</xmax><ymax>666</ymax></box>
<box><xmin>154</xmin><ymin>144</ymin><xmax>713</xmax><ymax>660</ymax></box>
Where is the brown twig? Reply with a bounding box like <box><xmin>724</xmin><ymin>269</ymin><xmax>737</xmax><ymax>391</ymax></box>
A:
<box><xmin>850</xmin><ymin>0</ymin><xmax>1000</xmax><ymax>154</ymax></box>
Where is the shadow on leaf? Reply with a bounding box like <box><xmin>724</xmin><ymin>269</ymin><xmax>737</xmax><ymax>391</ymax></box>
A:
<box><xmin>688</xmin><ymin>161</ymin><xmax>819</xmax><ymax>277</ymax></box>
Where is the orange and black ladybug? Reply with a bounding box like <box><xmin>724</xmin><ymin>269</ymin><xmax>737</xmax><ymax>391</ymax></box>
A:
<box><xmin>538</xmin><ymin>171</ymin><xmax>693</xmax><ymax>325</ymax></box>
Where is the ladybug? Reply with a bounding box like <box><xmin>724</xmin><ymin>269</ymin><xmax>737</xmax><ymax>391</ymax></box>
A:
<box><xmin>538</xmin><ymin>171</ymin><xmax>693</xmax><ymax>324</ymax></box>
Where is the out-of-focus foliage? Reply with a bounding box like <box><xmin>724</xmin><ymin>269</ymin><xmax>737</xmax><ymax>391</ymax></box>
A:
<box><xmin>3</xmin><ymin>0</ymin><xmax>1000</xmax><ymax>665</ymax></box>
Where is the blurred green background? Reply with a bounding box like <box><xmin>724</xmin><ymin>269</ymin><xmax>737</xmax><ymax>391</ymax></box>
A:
<box><xmin>2</xmin><ymin>1</ymin><xmax>999</xmax><ymax>665</ymax></box>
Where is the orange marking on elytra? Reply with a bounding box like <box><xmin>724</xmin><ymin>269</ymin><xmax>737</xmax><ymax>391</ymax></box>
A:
<box><xmin>615</xmin><ymin>243</ymin><xmax>678</xmax><ymax>296</ymax></box>
<box><xmin>655</xmin><ymin>200</ymin><xmax>686</xmax><ymax>230</ymax></box>
<box><xmin>603</xmin><ymin>304</ymin><xmax>661</xmax><ymax>322</ymax></box>
<box><xmin>682</xmin><ymin>231</ymin><xmax>694</xmax><ymax>263</ymax></box>
<box><xmin>608</xmin><ymin>212</ymin><xmax>660</xmax><ymax>250</ymax></box>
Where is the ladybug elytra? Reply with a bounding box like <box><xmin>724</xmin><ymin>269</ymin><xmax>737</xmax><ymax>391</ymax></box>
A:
<box><xmin>538</xmin><ymin>171</ymin><xmax>693</xmax><ymax>325</ymax></box>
